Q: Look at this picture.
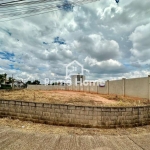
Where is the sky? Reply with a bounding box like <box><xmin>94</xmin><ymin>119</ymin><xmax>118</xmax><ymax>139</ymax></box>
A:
<box><xmin>0</xmin><ymin>0</ymin><xmax>150</xmax><ymax>83</ymax></box>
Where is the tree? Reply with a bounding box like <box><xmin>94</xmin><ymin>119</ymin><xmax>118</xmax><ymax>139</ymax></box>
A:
<box><xmin>0</xmin><ymin>73</ymin><xmax>7</xmax><ymax>84</ymax></box>
<box><xmin>26</xmin><ymin>81</ymin><xmax>32</xmax><ymax>85</ymax></box>
<box><xmin>4</xmin><ymin>73</ymin><xmax>7</xmax><ymax>83</ymax></box>
<box><xmin>0</xmin><ymin>75</ymin><xmax>4</xmax><ymax>84</ymax></box>
<box><xmin>8</xmin><ymin>77</ymin><xmax>14</xmax><ymax>83</ymax></box>
<box><xmin>32</xmin><ymin>80</ymin><xmax>40</xmax><ymax>85</ymax></box>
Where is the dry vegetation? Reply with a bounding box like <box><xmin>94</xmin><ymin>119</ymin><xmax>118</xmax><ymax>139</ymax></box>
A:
<box><xmin>1</xmin><ymin>117</ymin><xmax>150</xmax><ymax>135</ymax></box>
<box><xmin>0</xmin><ymin>89</ymin><xmax>149</xmax><ymax>106</ymax></box>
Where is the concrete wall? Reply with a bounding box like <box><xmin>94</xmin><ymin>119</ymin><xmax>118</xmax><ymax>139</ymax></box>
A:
<box><xmin>98</xmin><ymin>83</ymin><xmax>108</xmax><ymax>95</ymax></box>
<box><xmin>0</xmin><ymin>100</ymin><xmax>150</xmax><ymax>128</ymax></box>
<box><xmin>109</xmin><ymin>80</ymin><xmax>123</xmax><ymax>95</ymax></box>
<box><xmin>27</xmin><ymin>76</ymin><xmax>150</xmax><ymax>99</ymax></box>
<box><xmin>90</xmin><ymin>85</ymin><xmax>98</xmax><ymax>93</ymax></box>
<box><xmin>125</xmin><ymin>77</ymin><xmax>149</xmax><ymax>98</ymax></box>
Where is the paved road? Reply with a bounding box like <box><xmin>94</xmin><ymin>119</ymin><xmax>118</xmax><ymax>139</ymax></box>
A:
<box><xmin>0</xmin><ymin>126</ymin><xmax>150</xmax><ymax>150</ymax></box>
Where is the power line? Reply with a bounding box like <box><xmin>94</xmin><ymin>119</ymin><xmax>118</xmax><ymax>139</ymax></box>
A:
<box><xmin>0</xmin><ymin>0</ymin><xmax>64</xmax><ymax>13</ymax></box>
<box><xmin>0</xmin><ymin>0</ymin><xmax>62</xmax><ymax>7</ymax></box>
<box><xmin>0</xmin><ymin>0</ymin><xmax>73</xmax><ymax>19</ymax></box>
<box><xmin>0</xmin><ymin>0</ymin><xmax>98</xmax><ymax>22</ymax></box>
<box><xmin>0</xmin><ymin>0</ymin><xmax>98</xmax><ymax>21</ymax></box>
<box><xmin>0</xmin><ymin>0</ymin><xmax>26</xmax><ymax>5</ymax></box>
<box><xmin>0</xmin><ymin>1</ymin><xmax>61</xmax><ymax>12</ymax></box>
<box><xmin>0</xmin><ymin>0</ymin><xmax>74</xmax><ymax>18</ymax></box>
<box><xmin>0</xmin><ymin>0</ymin><xmax>119</xmax><ymax>22</ymax></box>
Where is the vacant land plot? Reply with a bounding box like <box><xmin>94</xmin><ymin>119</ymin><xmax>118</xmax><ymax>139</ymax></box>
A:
<box><xmin>0</xmin><ymin>90</ymin><xmax>148</xmax><ymax>106</ymax></box>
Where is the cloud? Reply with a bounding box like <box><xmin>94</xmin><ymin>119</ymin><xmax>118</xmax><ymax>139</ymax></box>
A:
<box><xmin>0</xmin><ymin>0</ymin><xmax>150</xmax><ymax>82</ymax></box>
<box><xmin>84</xmin><ymin>56</ymin><xmax>126</xmax><ymax>74</ymax></box>
<box><xmin>75</xmin><ymin>34</ymin><xmax>120</xmax><ymax>61</ymax></box>
<box><xmin>129</xmin><ymin>23</ymin><xmax>150</xmax><ymax>61</ymax></box>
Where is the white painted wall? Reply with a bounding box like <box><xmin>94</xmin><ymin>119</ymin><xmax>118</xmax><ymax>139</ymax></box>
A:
<box><xmin>27</xmin><ymin>76</ymin><xmax>150</xmax><ymax>99</ymax></box>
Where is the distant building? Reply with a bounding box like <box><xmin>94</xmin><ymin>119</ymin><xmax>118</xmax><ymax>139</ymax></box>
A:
<box><xmin>14</xmin><ymin>80</ymin><xmax>24</xmax><ymax>88</ymax></box>
<box><xmin>71</xmin><ymin>74</ymin><xmax>85</xmax><ymax>85</ymax></box>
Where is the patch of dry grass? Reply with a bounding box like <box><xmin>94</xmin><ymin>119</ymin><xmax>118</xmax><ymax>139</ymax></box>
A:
<box><xmin>100</xmin><ymin>94</ymin><xmax>149</xmax><ymax>106</ymax></box>
<box><xmin>0</xmin><ymin>89</ymin><xmax>148</xmax><ymax>106</ymax></box>
<box><xmin>1</xmin><ymin>117</ymin><xmax>150</xmax><ymax>135</ymax></box>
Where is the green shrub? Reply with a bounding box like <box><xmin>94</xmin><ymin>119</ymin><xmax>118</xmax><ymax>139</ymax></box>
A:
<box><xmin>0</xmin><ymin>84</ymin><xmax>12</xmax><ymax>89</ymax></box>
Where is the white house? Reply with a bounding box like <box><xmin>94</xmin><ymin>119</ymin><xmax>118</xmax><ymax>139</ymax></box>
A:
<box><xmin>71</xmin><ymin>74</ymin><xmax>85</xmax><ymax>85</ymax></box>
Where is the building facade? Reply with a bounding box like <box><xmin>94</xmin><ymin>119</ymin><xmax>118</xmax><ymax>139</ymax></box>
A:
<box><xmin>71</xmin><ymin>75</ymin><xmax>85</xmax><ymax>85</ymax></box>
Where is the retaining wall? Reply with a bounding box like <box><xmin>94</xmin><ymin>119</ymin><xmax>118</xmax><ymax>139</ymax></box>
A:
<box><xmin>0</xmin><ymin>100</ymin><xmax>150</xmax><ymax>128</ymax></box>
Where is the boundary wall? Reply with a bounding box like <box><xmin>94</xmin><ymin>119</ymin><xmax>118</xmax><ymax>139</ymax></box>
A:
<box><xmin>0</xmin><ymin>100</ymin><xmax>150</xmax><ymax>128</ymax></box>
<box><xmin>27</xmin><ymin>76</ymin><xmax>150</xmax><ymax>100</ymax></box>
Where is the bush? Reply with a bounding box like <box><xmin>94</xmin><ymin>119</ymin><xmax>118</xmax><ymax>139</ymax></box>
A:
<box><xmin>0</xmin><ymin>84</ymin><xmax>12</xmax><ymax>89</ymax></box>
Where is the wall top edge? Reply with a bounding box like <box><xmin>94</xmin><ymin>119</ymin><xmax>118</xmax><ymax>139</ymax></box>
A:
<box><xmin>0</xmin><ymin>99</ymin><xmax>150</xmax><ymax>109</ymax></box>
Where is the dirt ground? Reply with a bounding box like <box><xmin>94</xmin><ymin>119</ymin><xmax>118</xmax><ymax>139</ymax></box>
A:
<box><xmin>0</xmin><ymin>90</ymin><xmax>149</xmax><ymax>106</ymax></box>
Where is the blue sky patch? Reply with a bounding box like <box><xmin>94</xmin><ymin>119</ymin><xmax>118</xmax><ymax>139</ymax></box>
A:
<box><xmin>0</xmin><ymin>51</ymin><xmax>15</xmax><ymax>60</ymax></box>
<box><xmin>57</xmin><ymin>0</ymin><xmax>74</xmax><ymax>12</ymax></box>
<box><xmin>9</xmin><ymin>64</ymin><xmax>20</xmax><ymax>70</ymax></box>
<box><xmin>43</xmin><ymin>42</ymin><xmax>48</xmax><ymax>45</ymax></box>
<box><xmin>53</xmin><ymin>37</ymin><xmax>66</xmax><ymax>45</ymax></box>
<box><xmin>9</xmin><ymin>65</ymin><xmax>14</xmax><ymax>69</ymax></box>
